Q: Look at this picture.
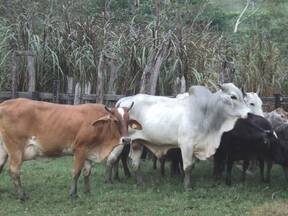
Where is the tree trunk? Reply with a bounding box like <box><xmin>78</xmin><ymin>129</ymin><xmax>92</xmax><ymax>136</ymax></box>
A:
<box><xmin>139</xmin><ymin>0</ymin><xmax>165</xmax><ymax>95</ymax></box>
<box><xmin>180</xmin><ymin>75</ymin><xmax>186</xmax><ymax>93</ymax></box>
<box><xmin>149</xmin><ymin>45</ymin><xmax>166</xmax><ymax>94</ymax></box>
<box><xmin>139</xmin><ymin>40</ymin><xmax>167</xmax><ymax>95</ymax></box>
<box><xmin>27</xmin><ymin>51</ymin><xmax>36</xmax><ymax>92</ymax></box>
<box><xmin>107</xmin><ymin>58</ymin><xmax>118</xmax><ymax>94</ymax></box>
<box><xmin>153</xmin><ymin>0</ymin><xmax>161</xmax><ymax>48</ymax></box>
<box><xmin>11</xmin><ymin>52</ymin><xmax>18</xmax><ymax>98</ymax></box>
<box><xmin>172</xmin><ymin>77</ymin><xmax>181</xmax><ymax>96</ymax></box>
<box><xmin>95</xmin><ymin>53</ymin><xmax>105</xmax><ymax>103</ymax></box>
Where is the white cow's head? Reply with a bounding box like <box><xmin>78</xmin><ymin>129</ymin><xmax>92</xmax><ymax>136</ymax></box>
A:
<box><xmin>218</xmin><ymin>83</ymin><xmax>250</xmax><ymax>119</ymax></box>
<box><xmin>243</xmin><ymin>91</ymin><xmax>264</xmax><ymax>117</ymax></box>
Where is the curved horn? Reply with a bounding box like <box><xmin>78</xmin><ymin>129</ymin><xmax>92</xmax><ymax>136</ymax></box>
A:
<box><xmin>256</xmin><ymin>86</ymin><xmax>260</xmax><ymax>95</ymax></box>
<box><xmin>128</xmin><ymin>102</ymin><xmax>134</xmax><ymax>112</ymax></box>
<box><xmin>241</xmin><ymin>87</ymin><xmax>247</xmax><ymax>97</ymax></box>
<box><xmin>105</xmin><ymin>106</ymin><xmax>113</xmax><ymax>114</ymax></box>
<box><xmin>116</xmin><ymin>102</ymin><xmax>121</xmax><ymax>108</ymax></box>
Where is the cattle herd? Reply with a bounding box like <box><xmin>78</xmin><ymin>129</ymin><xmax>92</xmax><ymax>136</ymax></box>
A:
<box><xmin>0</xmin><ymin>83</ymin><xmax>288</xmax><ymax>201</ymax></box>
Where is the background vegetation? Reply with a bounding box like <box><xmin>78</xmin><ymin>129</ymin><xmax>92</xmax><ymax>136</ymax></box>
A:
<box><xmin>0</xmin><ymin>0</ymin><xmax>287</xmax><ymax>97</ymax></box>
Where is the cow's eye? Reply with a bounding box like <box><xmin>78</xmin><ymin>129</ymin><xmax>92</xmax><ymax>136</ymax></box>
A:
<box><xmin>231</xmin><ymin>95</ymin><xmax>237</xmax><ymax>100</ymax></box>
<box><xmin>250</xmin><ymin>103</ymin><xmax>255</xmax><ymax>106</ymax></box>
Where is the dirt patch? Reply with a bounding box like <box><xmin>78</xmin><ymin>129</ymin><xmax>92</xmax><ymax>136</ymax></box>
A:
<box><xmin>251</xmin><ymin>201</ymin><xmax>288</xmax><ymax>216</ymax></box>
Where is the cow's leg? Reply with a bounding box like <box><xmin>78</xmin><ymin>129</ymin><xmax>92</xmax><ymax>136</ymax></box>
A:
<box><xmin>170</xmin><ymin>158</ymin><xmax>181</xmax><ymax>177</ymax></box>
<box><xmin>213</xmin><ymin>154</ymin><xmax>225</xmax><ymax>179</ymax></box>
<box><xmin>113</xmin><ymin>146</ymin><xmax>130</xmax><ymax>179</ymax></box>
<box><xmin>180</xmin><ymin>145</ymin><xmax>194</xmax><ymax>190</ymax></box>
<box><xmin>130</xmin><ymin>142</ymin><xmax>143</xmax><ymax>184</ymax></box>
<box><xmin>0</xmin><ymin>143</ymin><xmax>8</xmax><ymax>174</ymax></box>
<box><xmin>106</xmin><ymin>144</ymin><xmax>124</xmax><ymax>183</ymax></box>
<box><xmin>159</xmin><ymin>157</ymin><xmax>165</xmax><ymax>177</ymax></box>
<box><xmin>121</xmin><ymin>152</ymin><xmax>131</xmax><ymax>177</ymax></box>
<box><xmin>8</xmin><ymin>151</ymin><xmax>27</xmax><ymax>201</ymax></box>
<box><xmin>69</xmin><ymin>150</ymin><xmax>86</xmax><ymax>197</ymax></box>
<box><xmin>259</xmin><ymin>159</ymin><xmax>265</xmax><ymax>182</ymax></box>
<box><xmin>83</xmin><ymin>160</ymin><xmax>92</xmax><ymax>193</ymax></box>
<box><xmin>179</xmin><ymin>158</ymin><xmax>184</xmax><ymax>175</ymax></box>
<box><xmin>265</xmin><ymin>160</ymin><xmax>272</xmax><ymax>183</ymax></box>
<box><xmin>213</xmin><ymin>157</ymin><xmax>221</xmax><ymax>178</ymax></box>
<box><xmin>170</xmin><ymin>160</ymin><xmax>176</xmax><ymax>177</ymax></box>
<box><xmin>241</xmin><ymin>160</ymin><xmax>249</xmax><ymax>182</ymax></box>
<box><xmin>282</xmin><ymin>166</ymin><xmax>288</xmax><ymax>182</ymax></box>
<box><xmin>112</xmin><ymin>146</ymin><xmax>131</xmax><ymax>180</ymax></box>
<box><xmin>152</xmin><ymin>155</ymin><xmax>157</xmax><ymax>170</ymax></box>
<box><xmin>225</xmin><ymin>159</ymin><xmax>233</xmax><ymax>186</ymax></box>
<box><xmin>112</xmin><ymin>160</ymin><xmax>120</xmax><ymax>181</ymax></box>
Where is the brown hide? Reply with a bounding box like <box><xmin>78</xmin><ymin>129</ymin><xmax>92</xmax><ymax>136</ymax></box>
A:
<box><xmin>0</xmin><ymin>98</ymin><xmax>121</xmax><ymax>160</ymax></box>
<box><xmin>0</xmin><ymin>98</ymin><xmax>130</xmax><ymax>200</ymax></box>
<box><xmin>275</xmin><ymin>107</ymin><xmax>288</xmax><ymax>119</ymax></box>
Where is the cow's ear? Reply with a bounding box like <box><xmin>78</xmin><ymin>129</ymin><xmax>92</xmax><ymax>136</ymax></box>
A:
<box><xmin>128</xmin><ymin>119</ymin><xmax>142</xmax><ymax>130</ymax></box>
<box><xmin>92</xmin><ymin>115</ymin><xmax>117</xmax><ymax>126</ymax></box>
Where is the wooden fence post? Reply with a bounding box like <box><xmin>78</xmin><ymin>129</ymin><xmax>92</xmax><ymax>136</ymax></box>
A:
<box><xmin>67</xmin><ymin>76</ymin><xmax>74</xmax><ymax>104</ymax></box>
<box><xmin>27</xmin><ymin>51</ymin><xmax>36</xmax><ymax>93</ymax></box>
<box><xmin>27</xmin><ymin>51</ymin><xmax>39</xmax><ymax>100</ymax></box>
<box><xmin>52</xmin><ymin>80</ymin><xmax>60</xmax><ymax>103</ymax></box>
<box><xmin>11</xmin><ymin>52</ymin><xmax>18</xmax><ymax>98</ymax></box>
<box><xmin>84</xmin><ymin>82</ymin><xmax>91</xmax><ymax>103</ymax></box>
<box><xmin>74</xmin><ymin>82</ymin><xmax>81</xmax><ymax>105</ymax></box>
<box><xmin>95</xmin><ymin>53</ymin><xmax>104</xmax><ymax>103</ymax></box>
<box><xmin>274</xmin><ymin>93</ymin><xmax>283</xmax><ymax>109</ymax></box>
<box><xmin>107</xmin><ymin>58</ymin><xmax>118</xmax><ymax>95</ymax></box>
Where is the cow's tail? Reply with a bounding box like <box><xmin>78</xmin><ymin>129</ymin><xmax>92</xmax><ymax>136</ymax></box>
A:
<box><xmin>0</xmin><ymin>136</ymin><xmax>7</xmax><ymax>174</ymax></box>
<box><xmin>0</xmin><ymin>108</ymin><xmax>8</xmax><ymax>173</ymax></box>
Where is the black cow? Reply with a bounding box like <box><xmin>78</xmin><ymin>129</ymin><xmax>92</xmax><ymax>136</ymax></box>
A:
<box><xmin>112</xmin><ymin>146</ymin><xmax>154</xmax><ymax>180</ymax></box>
<box><xmin>159</xmin><ymin>148</ymin><xmax>183</xmax><ymax>177</ymax></box>
<box><xmin>274</xmin><ymin>123</ymin><xmax>288</xmax><ymax>181</ymax></box>
<box><xmin>112</xmin><ymin>145</ymin><xmax>131</xmax><ymax>180</ymax></box>
<box><xmin>213</xmin><ymin>113</ymin><xmax>280</xmax><ymax>185</ymax></box>
<box><xmin>113</xmin><ymin>147</ymin><xmax>183</xmax><ymax>180</ymax></box>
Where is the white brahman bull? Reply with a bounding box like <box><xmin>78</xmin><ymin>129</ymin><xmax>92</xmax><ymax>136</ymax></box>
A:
<box><xmin>116</xmin><ymin>83</ymin><xmax>250</xmax><ymax>188</ymax></box>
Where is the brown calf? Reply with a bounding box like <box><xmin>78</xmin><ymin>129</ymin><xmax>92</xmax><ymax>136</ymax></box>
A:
<box><xmin>0</xmin><ymin>98</ymin><xmax>142</xmax><ymax>200</ymax></box>
<box><xmin>274</xmin><ymin>107</ymin><xmax>288</xmax><ymax>119</ymax></box>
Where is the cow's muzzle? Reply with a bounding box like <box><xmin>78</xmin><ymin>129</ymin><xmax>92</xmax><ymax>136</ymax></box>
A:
<box><xmin>120</xmin><ymin>137</ymin><xmax>132</xmax><ymax>145</ymax></box>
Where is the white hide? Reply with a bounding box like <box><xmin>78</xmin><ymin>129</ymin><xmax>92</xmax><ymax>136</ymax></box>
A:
<box><xmin>244</xmin><ymin>92</ymin><xmax>264</xmax><ymax>117</ymax></box>
<box><xmin>178</xmin><ymin>90</ymin><xmax>264</xmax><ymax>117</ymax></box>
<box><xmin>176</xmin><ymin>92</ymin><xmax>189</xmax><ymax>99</ymax></box>
<box><xmin>117</xmin><ymin>83</ymin><xmax>250</xmax><ymax>170</ymax></box>
<box><xmin>106</xmin><ymin>144</ymin><xmax>124</xmax><ymax>165</ymax></box>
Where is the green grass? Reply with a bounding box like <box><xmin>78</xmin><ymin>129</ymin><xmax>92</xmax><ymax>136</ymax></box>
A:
<box><xmin>0</xmin><ymin>158</ymin><xmax>288</xmax><ymax>216</ymax></box>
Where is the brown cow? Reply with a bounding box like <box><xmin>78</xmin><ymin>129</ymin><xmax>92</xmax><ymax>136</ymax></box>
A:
<box><xmin>0</xmin><ymin>98</ymin><xmax>142</xmax><ymax>200</ymax></box>
<box><xmin>275</xmin><ymin>107</ymin><xmax>288</xmax><ymax>119</ymax></box>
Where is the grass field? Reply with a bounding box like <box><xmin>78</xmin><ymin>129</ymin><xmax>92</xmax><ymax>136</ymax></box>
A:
<box><xmin>0</xmin><ymin>157</ymin><xmax>287</xmax><ymax>216</ymax></box>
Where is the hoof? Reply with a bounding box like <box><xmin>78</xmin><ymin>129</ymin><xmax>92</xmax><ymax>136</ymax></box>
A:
<box><xmin>136</xmin><ymin>177</ymin><xmax>144</xmax><ymax>185</ymax></box>
<box><xmin>262</xmin><ymin>179</ymin><xmax>270</xmax><ymax>183</ymax></box>
<box><xmin>105</xmin><ymin>179</ymin><xmax>113</xmax><ymax>184</ymax></box>
<box><xmin>225</xmin><ymin>181</ymin><xmax>232</xmax><ymax>186</ymax></box>
<box><xmin>19</xmin><ymin>192</ymin><xmax>29</xmax><ymax>201</ymax></box>
<box><xmin>84</xmin><ymin>189</ymin><xmax>91</xmax><ymax>194</ymax></box>
<box><xmin>114</xmin><ymin>176</ymin><xmax>121</xmax><ymax>182</ymax></box>
<box><xmin>184</xmin><ymin>187</ymin><xmax>192</xmax><ymax>192</ymax></box>
<box><xmin>69</xmin><ymin>193</ymin><xmax>78</xmax><ymax>199</ymax></box>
